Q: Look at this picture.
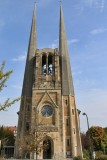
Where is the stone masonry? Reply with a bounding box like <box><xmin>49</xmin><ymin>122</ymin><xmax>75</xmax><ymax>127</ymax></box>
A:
<box><xmin>15</xmin><ymin>3</ymin><xmax>83</xmax><ymax>159</ymax></box>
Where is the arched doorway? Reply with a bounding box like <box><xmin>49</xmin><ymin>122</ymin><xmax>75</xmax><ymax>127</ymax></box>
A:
<box><xmin>43</xmin><ymin>139</ymin><xmax>52</xmax><ymax>159</ymax></box>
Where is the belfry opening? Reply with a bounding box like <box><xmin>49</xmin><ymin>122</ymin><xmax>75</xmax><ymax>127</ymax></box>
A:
<box><xmin>48</xmin><ymin>55</ymin><xmax>53</xmax><ymax>75</ymax></box>
<box><xmin>42</xmin><ymin>55</ymin><xmax>46</xmax><ymax>75</ymax></box>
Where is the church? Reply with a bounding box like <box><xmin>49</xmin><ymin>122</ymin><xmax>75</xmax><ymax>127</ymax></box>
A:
<box><xmin>15</xmin><ymin>2</ymin><xmax>82</xmax><ymax>159</ymax></box>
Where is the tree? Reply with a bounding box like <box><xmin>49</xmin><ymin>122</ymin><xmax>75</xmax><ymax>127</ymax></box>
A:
<box><xmin>0</xmin><ymin>61</ymin><xmax>20</xmax><ymax>111</ymax></box>
<box><xmin>81</xmin><ymin>132</ymin><xmax>91</xmax><ymax>159</ymax></box>
<box><xmin>104</xmin><ymin>127</ymin><xmax>107</xmax><ymax>135</ymax></box>
<box><xmin>87</xmin><ymin>126</ymin><xmax>107</xmax><ymax>152</ymax></box>
<box><xmin>19</xmin><ymin>132</ymin><xmax>49</xmax><ymax>160</ymax></box>
<box><xmin>0</xmin><ymin>126</ymin><xmax>15</xmax><ymax>147</ymax></box>
<box><xmin>81</xmin><ymin>132</ymin><xmax>90</xmax><ymax>150</ymax></box>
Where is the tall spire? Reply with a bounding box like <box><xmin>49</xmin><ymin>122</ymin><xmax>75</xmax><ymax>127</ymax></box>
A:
<box><xmin>59</xmin><ymin>3</ymin><xmax>74</xmax><ymax>96</ymax></box>
<box><xmin>27</xmin><ymin>4</ymin><xmax>36</xmax><ymax>60</ymax></box>
<box><xmin>22</xmin><ymin>5</ymin><xmax>37</xmax><ymax>97</ymax></box>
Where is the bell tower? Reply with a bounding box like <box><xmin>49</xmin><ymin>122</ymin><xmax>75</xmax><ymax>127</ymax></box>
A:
<box><xmin>15</xmin><ymin>3</ymin><xmax>82</xmax><ymax>159</ymax></box>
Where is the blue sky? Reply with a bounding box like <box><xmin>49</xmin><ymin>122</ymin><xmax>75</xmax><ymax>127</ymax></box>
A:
<box><xmin>0</xmin><ymin>0</ymin><xmax>107</xmax><ymax>132</ymax></box>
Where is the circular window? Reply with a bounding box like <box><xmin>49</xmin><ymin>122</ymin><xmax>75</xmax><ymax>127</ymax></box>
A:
<box><xmin>41</xmin><ymin>105</ymin><xmax>53</xmax><ymax>117</ymax></box>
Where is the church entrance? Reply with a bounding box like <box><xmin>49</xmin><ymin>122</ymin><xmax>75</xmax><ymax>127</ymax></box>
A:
<box><xmin>43</xmin><ymin>139</ymin><xmax>52</xmax><ymax>159</ymax></box>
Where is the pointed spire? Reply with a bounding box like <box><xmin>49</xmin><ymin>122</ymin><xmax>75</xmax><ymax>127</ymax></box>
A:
<box><xmin>27</xmin><ymin>4</ymin><xmax>36</xmax><ymax>60</ymax></box>
<box><xmin>60</xmin><ymin>0</ymin><xmax>62</xmax><ymax>6</ymax></box>
<box><xmin>59</xmin><ymin>3</ymin><xmax>74</xmax><ymax>96</ymax></box>
<box><xmin>22</xmin><ymin>5</ymin><xmax>37</xmax><ymax>97</ymax></box>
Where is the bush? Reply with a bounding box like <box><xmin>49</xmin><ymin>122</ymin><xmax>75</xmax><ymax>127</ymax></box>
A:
<box><xmin>96</xmin><ymin>150</ymin><xmax>103</xmax><ymax>158</ymax></box>
<box><xmin>83</xmin><ymin>149</ymin><xmax>90</xmax><ymax>160</ymax></box>
<box><xmin>96</xmin><ymin>155</ymin><xmax>107</xmax><ymax>160</ymax></box>
<box><xmin>73</xmin><ymin>156</ymin><xmax>83</xmax><ymax>160</ymax></box>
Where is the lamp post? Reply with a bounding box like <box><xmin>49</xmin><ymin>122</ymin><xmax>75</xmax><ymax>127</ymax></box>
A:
<box><xmin>83</xmin><ymin>112</ymin><xmax>93</xmax><ymax>160</ymax></box>
<box><xmin>83</xmin><ymin>113</ymin><xmax>89</xmax><ymax>131</ymax></box>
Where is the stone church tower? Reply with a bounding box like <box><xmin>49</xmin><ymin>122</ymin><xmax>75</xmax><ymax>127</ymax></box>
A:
<box><xmin>15</xmin><ymin>3</ymin><xmax>82</xmax><ymax>159</ymax></box>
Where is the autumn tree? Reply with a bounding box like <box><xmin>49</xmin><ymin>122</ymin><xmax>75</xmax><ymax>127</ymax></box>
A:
<box><xmin>87</xmin><ymin>126</ymin><xmax>107</xmax><ymax>152</ymax></box>
<box><xmin>0</xmin><ymin>126</ymin><xmax>15</xmax><ymax>147</ymax></box>
<box><xmin>0</xmin><ymin>61</ymin><xmax>20</xmax><ymax>111</ymax></box>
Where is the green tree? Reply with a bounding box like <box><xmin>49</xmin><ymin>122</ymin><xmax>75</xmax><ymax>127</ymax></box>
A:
<box><xmin>0</xmin><ymin>61</ymin><xmax>20</xmax><ymax>111</ymax></box>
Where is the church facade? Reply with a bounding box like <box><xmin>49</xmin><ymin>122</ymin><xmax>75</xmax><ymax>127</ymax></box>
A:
<box><xmin>15</xmin><ymin>3</ymin><xmax>82</xmax><ymax>159</ymax></box>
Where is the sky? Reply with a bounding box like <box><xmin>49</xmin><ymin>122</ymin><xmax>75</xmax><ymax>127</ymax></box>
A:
<box><xmin>0</xmin><ymin>0</ymin><xmax>107</xmax><ymax>132</ymax></box>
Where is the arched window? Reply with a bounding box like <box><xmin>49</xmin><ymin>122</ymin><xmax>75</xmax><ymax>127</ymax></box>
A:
<box><xmin>48</xmin><ymin>55</ymin><xmax>53</xmax><ymax>75</ymax></box>
<box><xmin>42</xmin><ymin>55</ymin><xmax>46</xmax><ymax>75</ymax></box>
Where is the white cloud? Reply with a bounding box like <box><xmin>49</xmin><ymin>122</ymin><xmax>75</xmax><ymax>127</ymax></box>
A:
<box><xmin>100</xmin><ymin>0</ymin><xmax>105</xmax><ymax>11</ymax></box>
<box><xmin>11</xmin><ymin>52</ymin><xmax>26</xmax><ymax>62</ymax></box>
<box><xmin>82</xmin><ymin>0</ymin><xmax>94</xmax><ymax>7</ymax></box>
<box><xmin>82</xmin><ymin>0</ymin><xmax>105</xmax><ymax>11</ymax></box>
<box><xmin>74</xmin><ymin>0</ymin><xmax>105</xmax><ymax>15</ymax></box>
<box><xmin>49</xmin><ymin>39</ymin><xmax>58</xmax><ymax>49</ymax></box>
<box><xmin>49</xmin><ymin>38</ymin><xmax>79</xmax><ymax>48</ymax></box>
<box><xmin>90</xmin><ymin>28</ymin><xmax>107</xmax><ymax>35</ymax></box>
<box><xmin>68</xmin><ymin>39</ymin><xmax>79</xmax><ymax>45</ymax></box>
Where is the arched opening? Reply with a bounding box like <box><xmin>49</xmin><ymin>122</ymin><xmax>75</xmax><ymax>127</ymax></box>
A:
<box><xmin>42</xmin><ymin>55</ymin><xmax>46</xmax><ymax>75</ymax></box>
<box><xmin>48</xmin><ymin>55</ymin><xmax>53</xmax><ymax>75</ymax></box>
<box><xmin>43</xmin><ymin>139</ymin><xmax>53</xmax><ymax>159</ymax></box>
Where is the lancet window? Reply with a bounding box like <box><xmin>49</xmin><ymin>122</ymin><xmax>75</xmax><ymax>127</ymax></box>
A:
<box><xmin>42</xmin><ymin>55</ymin><xmax>46</xmax><ymax>75</ymax></box>
<box><xmin>42</xmin><ymin>54</ymin><xmax>53</xmax><ymax>75</ymax></box>
<box><xmin>48</xmin><ymin>55</ymin><xmax>53</xmax><ymax>75</ymax></box>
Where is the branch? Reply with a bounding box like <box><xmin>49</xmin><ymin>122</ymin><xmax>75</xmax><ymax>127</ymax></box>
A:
<box><xmin>0</xmin><ymin>97</ymin><xmax>20</xmax><ymax>111</ymax></box>
<box><xmin>0</xmin><ymin>61</ymin><xmax>13</xmax><ymax>91</ymax></box>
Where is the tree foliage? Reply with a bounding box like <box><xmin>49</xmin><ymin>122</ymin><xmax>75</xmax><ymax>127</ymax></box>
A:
<box><xmin>104</xmin><ymin>128</ymin><xmax>107</xmax><ymax>135</ymax></box>
<box><xmin>0</xmin><ymin>126</ymin><xmax>15</xmax><ymax>146</ymax></box>
<box><xmin>87</xmin><ymin>126</ymin><xmax>107</xmax><ymax>151</ymax></box>
<box><xmin>0</xmin><ymin>61</ymin><xmax>20</xmax><ymax>111</ymax></box>
<box><xmin>81</xmin><ymin>132</ymin><xmax>90</xmax><ymax>150</ymax></box>
<box><xmin>19</xmin><ymin>132</ymin><xmax>49</xmax><ymax>159</ymax></box>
